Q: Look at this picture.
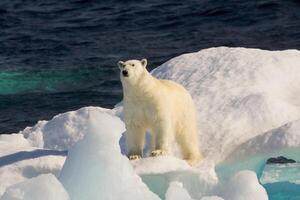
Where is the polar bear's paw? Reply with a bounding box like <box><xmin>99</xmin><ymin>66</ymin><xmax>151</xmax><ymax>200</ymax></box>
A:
<box><xmin>185</xmin><ymin>153</ymin><xmax>203</xmax><ymax>166</ymax></box>
<box><xmin>128</xmin><ymin>155</ymin><xmax>142</xmax><ymax>160</ymax></box>
<box><xmin>151</xmin><ymin>149</ymin><xmax>167</xmax><ymax>157</ymax></box>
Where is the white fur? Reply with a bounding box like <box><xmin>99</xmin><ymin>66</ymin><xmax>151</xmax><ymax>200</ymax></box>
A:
<box><xmin>118</xmin><ymin>59</ymin><xmax>202</xmax><ymax>164</ymax></box>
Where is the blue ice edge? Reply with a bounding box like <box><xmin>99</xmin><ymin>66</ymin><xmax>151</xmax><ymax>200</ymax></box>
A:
<box><xmin>216</xmin><ymin>148</ymin><xmax>300</xmax><ymax>200</ymax></box>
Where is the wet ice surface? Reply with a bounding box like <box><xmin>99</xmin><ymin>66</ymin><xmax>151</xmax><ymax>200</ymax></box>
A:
<box><xmin>261</xmin><ymin>163</ymin><xmax>300</xmax><ymax>184</ymax></box>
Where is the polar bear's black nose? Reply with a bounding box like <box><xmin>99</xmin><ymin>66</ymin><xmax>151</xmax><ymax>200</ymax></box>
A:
<box><xmin>122</xmin><ymin>70</ymin><xmax>129</xmax><ymax>77</ymax></box>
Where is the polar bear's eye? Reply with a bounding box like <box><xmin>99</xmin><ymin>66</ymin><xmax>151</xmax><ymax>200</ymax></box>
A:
<box><xmin>131</xmin><ymin>64</ymin><xmax>135</xmax><ymax>67</ymax></box>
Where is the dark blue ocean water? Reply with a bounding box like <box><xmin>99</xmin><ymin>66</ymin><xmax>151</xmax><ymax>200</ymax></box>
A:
<box><xmin>1</xmin><ymin>0</ymin><xmax>300</xmax><ymax>133</ymax></box>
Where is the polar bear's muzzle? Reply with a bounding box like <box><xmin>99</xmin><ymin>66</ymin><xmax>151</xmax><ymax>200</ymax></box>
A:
<box><xmin>122</xmin><ymin>70</ymin><xmax>129</xmax><ymax>77</ymax></box>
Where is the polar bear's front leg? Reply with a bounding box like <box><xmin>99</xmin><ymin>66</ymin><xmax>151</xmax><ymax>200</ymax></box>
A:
<box><xmin>126</xmin><ymin>125</ymin><xmax>146</xmax><ymax>160</ymax></box>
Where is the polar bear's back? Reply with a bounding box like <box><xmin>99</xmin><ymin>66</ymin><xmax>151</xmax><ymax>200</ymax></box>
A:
<box><xmin>158</xmin><ymin>79</ymin><xmax>197</xmax><ymax>123</ymax></box>
<box><xmin>158</xmin><ymin>79</ymin><xmax>195</xmax><ymax>107</ymax></box>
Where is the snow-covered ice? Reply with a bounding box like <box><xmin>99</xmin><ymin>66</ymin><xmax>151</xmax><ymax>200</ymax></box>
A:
<box><xmin>134</xmin><ymin>157</ymin><xmax>217</xmax><ymax>199</ymax></box>
<box><xmin>165</xmin><ymin>182</ymin><xmax>193</xmax><ymax>200</ymax></box>
<box><xmin>0</xmin><ymin>134</ymin><xmax>31</xmax><ymax>156</ymax></box>
<box><xmin>152</xmin><ymin>47</ymin><xmax>300</xmax><ymax>162</ymax></box>
<box><xmin>229</xmin><ymin>119</ymin><xmax>300</xmax><ymax>159</ymax></box>
<box><xmin>0</xmin><ymin>154</ymin><xmax>65</xmax><ymax>197</ymax></box>
<box><xmin>21</xmin><ymin>107</ymin><xmax>114</xmax><ymax>150</ymax></box>
<box><xmin>59</xmin><ymin>110</ymin><xmax>160</xmax><ymax>200</ymax></box>
<box><xmin>0</xmin><ymin>174</ymin><xmax>69</xmax><ymax>200</ymax></box>
<box><xmin>200</xmin><ymin>196</ymin><xmax>224</xmax><ymax>200</ymax></box>
<box><xmin>1</xmin><ymin>47</ymin><xmax>300</xmax><ymax>199</ymax></box>
<box><xmin>0</xmin><ymin>133</ymin><xmax>66</xmax><ymax>196</ymax></box>
<box><xmin>220</xmin><ymin>170</ymin><xmax>268</xmax><ymax>200</ymax></box>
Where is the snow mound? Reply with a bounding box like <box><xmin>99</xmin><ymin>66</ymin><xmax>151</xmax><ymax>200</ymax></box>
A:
<box><xmin>59</xmin><ymin>110</ymin><xmax>159</xmax><ymax>200</ymax></box>
<box><xmin>164</xmin><ymin>182</ymin><xmax>224</xmax><ymax>200</ymax></box>
<box><xmin>220</xmin><ymin>170</ymin><xmax>268</xmax><ymax>200</ymax></box>
<box><xmin>0</xmin><ymin>134</ymin><xmax>31</xmax><ymax>156</ymax></box>
<box><xmin>165</xmin><ymin>182</ymin><xmax>193</xmax><ymax>200</ymax></box>
<box><xmin>152</xmin><ymin>47</ymin><xmax>300</xmax><ymax>161</ymax></box>
<box><xmin>21</xmin><ymin>107</ymin><xmax>114</xmax><ymax>150</ymax></box>
<box><xmin>230</xmin><ymin>119</ymin><xmax>300</xmax><ymax>158</ymax></box>
<box><xmin>0</xmin><ymin>174</ymin><xmax>69</xmax><ymax>200</ymax></box>
<box><xmin>0</xmin><ymin>152</ymin><xmax>65</xmax><ymax>197</ymax></box>
<box><xmin>0</xmin><ymin>132</ymin><xmax>66</xmax><ymax>196</ymax></box>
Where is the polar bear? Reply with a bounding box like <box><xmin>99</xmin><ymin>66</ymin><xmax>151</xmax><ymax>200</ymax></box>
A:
<box><xmin>118</xmin><ymin>59</ymin><xmax>202</xmax><ymax>164</ymax></box>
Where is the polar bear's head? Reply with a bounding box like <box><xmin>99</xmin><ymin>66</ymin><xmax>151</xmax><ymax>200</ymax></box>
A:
<box><xmin>118</xmin><ymin>59</ymin><xmax>147</xmax><ymax>84</ymax></box>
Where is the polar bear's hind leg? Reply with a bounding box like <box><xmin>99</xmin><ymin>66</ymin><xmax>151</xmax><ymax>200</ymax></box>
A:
<box><xmin>176</xmin><ymin>124</ymin><xmax>202</xmax><ymax>165</ymax></box>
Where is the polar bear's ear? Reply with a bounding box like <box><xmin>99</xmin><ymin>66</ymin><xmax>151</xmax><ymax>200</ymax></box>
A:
<box><xmin>118</xmin><ymin>61</ymin><xmax>125</xmax><ymax>69</ymax></box>
<box><xmin>141</xmin><ymin>59</ymin><xmax>147</xmax><ymax>68</ymax></box>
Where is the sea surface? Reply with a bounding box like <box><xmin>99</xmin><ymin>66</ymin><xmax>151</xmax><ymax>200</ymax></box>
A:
<box><xmin>1</xmin><ymin>0</ymin><xmax>300</xmax><ymax>133</ymax></box>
